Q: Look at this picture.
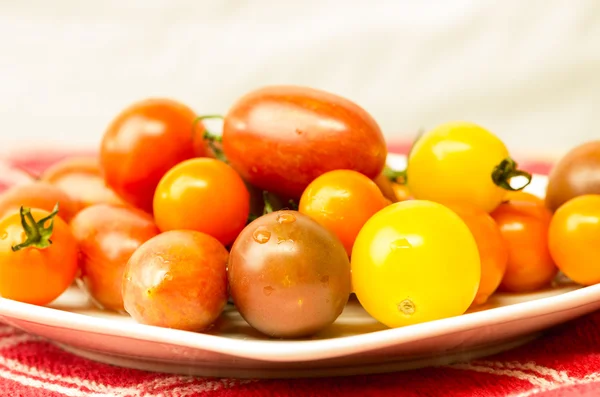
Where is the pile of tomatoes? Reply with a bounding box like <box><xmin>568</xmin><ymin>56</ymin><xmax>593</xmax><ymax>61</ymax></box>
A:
<box><xmin>0</xmin><ymin>85</ymin><xmax>599</xmax><ymax>339</ymax></box>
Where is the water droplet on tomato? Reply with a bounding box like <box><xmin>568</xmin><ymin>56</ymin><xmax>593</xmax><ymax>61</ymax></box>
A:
<box><xmin>277</xmin><ymin>213</ymin><xmax>296</xmax><ymax>224</ymax></box>
<box><xmin>398</xmin><ymin>299</ymin><xmax>416</xmax><ymax>316</ymax></box>
<box><xmin>297</xmin><ymin>299</ymin><xmax>303</xmax><ymax>307</ymax></box>
<box><xmin>390</xmin><ymin>238</ymin><xmax>411</xmax><ymax>250</ymax></box>
<box><xmin>252</xmin><ymin>227</ymin><xmax>271</xmax><ymax>244</ymax></box>
<box><xmin>263</xmin><ymin>286</ymin><xmax>274</xmax><ymax>296</ymax></box>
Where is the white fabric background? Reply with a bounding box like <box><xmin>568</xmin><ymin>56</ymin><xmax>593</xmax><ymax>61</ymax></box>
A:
<box><xmin>1</xmin><ymin>1</ymin><xmax>599</xmax><ymax>158</ymax></box>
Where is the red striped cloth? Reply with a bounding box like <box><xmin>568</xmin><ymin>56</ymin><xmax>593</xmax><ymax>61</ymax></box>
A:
<box><xmin>4</xmin><ymin>147</ymin><xmax>600</xmax><ymax>397</ymax></box>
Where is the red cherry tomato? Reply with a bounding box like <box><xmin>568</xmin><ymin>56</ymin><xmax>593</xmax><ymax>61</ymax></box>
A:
<box><xmin>40</xmin><ymin>157</ymin><xmax>125</xmax><ymax>211</ymax></box>
<box><xmin>0</xmin><ymin>181</ymin><xmax>79</xmax><ymax>222</ymax></box>
<box><xmin>100</xmin><ymin>98</ymin><xmax>206</xmax><ymax>213</ymax></box>
<box><xmin>70</xmin><ymin>204</ymin><xmax>160</xmax><ymax>311</ymax></box>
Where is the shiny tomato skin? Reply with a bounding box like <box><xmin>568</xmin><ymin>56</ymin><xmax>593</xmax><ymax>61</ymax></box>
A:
<box><xmin>351</xmin><ymin>200</ymin><xmax>480</xmax><ymax>328</ymax></box>
<box><xmin>0</xmin><ymin>181</ymin><xmax>78</xmax><ymax>222</ymax></box>
<box><xmin>122</xmin><ymin>230</ymin><xmax>229</xmax><ymax>331</ymax></box>
<box><xmin>445</xmin><ymin>203</ymin><xmax>508</xmax><ymax>305</ymax></box>
<box><xmin>548</xmin><ymin>195</ymin><xmax>600</xmax><ymax>286</ymax></box>
<box><xmin>40</xmin><ymin>157</ymin><xmax>125</xmax><ymax>211</ymax></box>
<box><xmin>70</xmin><ymin>204</ymin><xmax>160</xmax><ymax>311</ymax></box>
<box><xmin>0</xmin><ymin>208</ymin><xmax>78</xmax><ymax>305</ymax></box>
<box><xmin>491</xmin><ymin>201</ymin><xmax>558</xmax><ymax>292</ymax></box>
<box><xmin>299</xmin><ymin>170</ymin><xmax>388</xmax><ymax>256</ymax></box>
<box><xmin>228</xmin><ymin>210</ymin><xmax>351</xmax><ymax>338</ymax></box>
<box><xmin>153</xmin><ymin>158</ymin><xmax>250</xmax><ymax>246</ymax></box>
<box><xmin>545</xmin><ymin>141</ymin><xmax>600</xmax><ymax>212</ymax></box>
<box><xmin>100</xmin><ymin>98</ymin><xmax>205</xmax><ymax>213</ymax></box>
<box><xmin>222</xmin><ymin>85</ymin><xmax>387</xmax><ymax>198</ymax></box>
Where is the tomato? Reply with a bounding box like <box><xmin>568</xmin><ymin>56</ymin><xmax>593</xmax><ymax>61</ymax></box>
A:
<box><xmin>445</xmin><ymin>203</ymin><xmax>508</xmax><ymax>305</ymax></box>
<box><xmin>228</xmin><ymin>210</ymin><xmax>351</xmax><ymax>338</ymax></box>
<box><xmin>491</xmin><ymin>201</ymin><xmax>557</xmax><ymax>292</ymax></box>
<box><xmin>504</xmin><ymin>190</ymin><xmax>544</xmax><ymax>205</ymax></box>
<box><xmin>122</xmin><ymin>230</ymin><xmax>229</xmax><ymax>331</ymax></box>
<box><xmin>0</xmin><ymin>182</ymin><xmax>78</xmax><ymax>222</ymax></box>
<box><xmin>0</xmin><ymin>205</ymin><xmax>78</xmax><ymax>305</ymax></box>
<box><xmin>0</xmin><ymin>162</ymin><xmax>34</xmax><ymax>193</ymax></box>
<box><xmin>373</xmin><ymin>172</ymin><xmax>398</xmax><ymax>203</ymax></box>
<box><xmin>406</xmin><ymin>121</ymin><xmax>531</xmax><ymax>213</ymax></box>
<box><xmin>222</xmin><ymin>85</ymin><xmax>387</xmax><ymax>198</ymax></box>
<box><xmin>351</xmin><ymin>200</ymin><xmax>480</xmax><ymax>328</ymax></box>
<box><xmin>299</xmin><ymin>170</ymin><xmax>388</xmax><ymax>256</ymax></box>
<box><xmin>545</xmin><ymin>141</ymin><xmax>600</xmax><ymax>212</ymax></box>
<box><xmin>40</xmin><ymin>157</ymin><xmax>124</xmax><ymax>211</ymax></box>
<box><xmin>100</xmin><ymin>98</ymin><xmax>206</xmax><ymax>213</ymax></box>
<box><xmin>548</xmin><ymin>195</ymin><xmax>600</xmax><ymax>285</ymax></box>
<box><xmin>391</xmin><ymin>183</ymin><xmax>411</xmax><ymax>202</ymax></box>
<box><xmin>153</xmin><ymin>158</ymin><xmax>250</xmax><ymax>246</ymax></box>
<box><xmin>70</xmin><ymin>204</ymin><xmax>159</xmax><ymax>311</ymax></box>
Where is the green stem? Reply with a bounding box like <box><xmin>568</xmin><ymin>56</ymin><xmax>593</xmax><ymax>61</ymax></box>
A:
<box><xmin>491</xmin><ymin>157</ymin><xmax>532</xmax><ymax>191</ymax></box>
<box><xmin>262</xmin><ymin>191</ymin><xmax>274</xmax><ymax>214</ymax></box>
<box><xmin>192</xmin><ymin>115</ymin><xmax>227</xmax><ymax>162</ymax></box>
<box><xmin>383</xmin><ymin>165</ymin><xmax>407</xmax><ymax>184</ymax></box>
<box><xmin>12</xmin><ymin>203</ymin><xmax>59</xmax><ymax>251</ymax></box>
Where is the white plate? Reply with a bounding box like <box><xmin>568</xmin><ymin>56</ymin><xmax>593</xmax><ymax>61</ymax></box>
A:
<box><xmin>0</xmin><ymin>155</ymin><xmax>596</xmax><ymax>379</ymax></box>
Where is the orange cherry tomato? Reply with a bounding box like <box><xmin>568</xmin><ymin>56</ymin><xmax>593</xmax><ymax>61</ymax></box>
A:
<box><xmin>153</xmin><ymin>158</ymin><xmax>250</xmax><ymax>246</ymax></box>
<box><xmin>391</xmin><ymin>183</ymin><xmax>412</xmax><ymax>202</ymax></box>
<box><xmin>299</xmin><ymin>169</ymin><xmax>388</xmax><ymax>256</ymax></box>
<box><xmin>0</xmin><ymin>206</ymin><xmax>78</xmax><ymax>305</ymax></box>
<box><xmin>100</xmin><ymin>98</ymin><xmax>207</xmax><ymax>213</ymax></box>
<box><xmin>0</xmin><ymin>181</ymin><xmax>78</xmax><ymax>222</ymax></box>
<box><xmin>445</xmin><ymin>203</ymin><xmax>508</xmax><ymax>305</ymax></box>
<box><xmin>40</xmin><ymin>157</ymin><xmax>124</xmax><ymax>211</ymax></box>
<box><xmin>504</xmin><ymin>190</ymin><xmax>544</xmax><ymax>205</ymax></box>
<box><xmin>491</xmin><ymin>201</ymin><xmax>557</xmax><ymax>292</ymax></box>
<box><xmin>70</xmin><ymin>204</ymin><xmax>160</xmax><ymax>311</ymax></box>
<box><xmin>548</xmin><ymin>195</ymin><xmax>600</xmax><ymax>285</ymax></box>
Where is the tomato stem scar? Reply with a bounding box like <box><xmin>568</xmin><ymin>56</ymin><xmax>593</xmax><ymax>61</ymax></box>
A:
<box><xmin>11</xmin><ymin>203</ymin><xmax>60</xmax><ymax>252</ymax></box>
<box><xmin>492</xmin><ymin>157</ymin><xmax>532</xmax><ymax>191</ymax></box>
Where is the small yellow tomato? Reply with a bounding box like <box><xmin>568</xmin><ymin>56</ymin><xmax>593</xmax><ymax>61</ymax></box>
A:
<box><xmin>407</xmin><ymin>121</ymin><xmax>530</xmax><ymax>213</ymax></box>
<box><xmin>351</xmin><ymin>200</ymin><xmax>480</xmax><ymax>328</ymax></box>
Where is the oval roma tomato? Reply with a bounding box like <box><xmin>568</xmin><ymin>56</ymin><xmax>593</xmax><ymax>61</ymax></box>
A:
<box><xmin>70</xmin><ymin>204</ymin><xmax>160</xmax><ymax>311</ymax></box>
<box><xmin>548</xmin><ymin>195</ymin><xmax>600</xmax><ymax>285</ymax></box>
<box><xmin>407</xmin><ymin>121</ymin><xmax>531</xmax><ymax>213</ymax></box>
<box><xmin>351</xmin><ymin>200</ymin><xmax>480</xmax><ymax>328</ymax></box>
<box><xmin>153</xmin><ymin>158</ymin><xmax>250</xmax><ymax>246</ymax></box>
<box><xmin>0</xmin><ymin>205</ymin><xmax>78</xmax><ymax>305</ymax></box>
<box><xmin>545</xmin><ymin>141</ymin><xmax>600</xmax><ymax>212</ymax></box>
<box><xmin>0</xmin><ymin>181</ymin><xmax>78</xmax><ymax>222</ymax></box>
<box><xmin>222</xmin><ymin>85</ymin><xmax>387</xmax><ymax>198</ymax></box>
<box><xmin>445</xmin><ymin>203</ymin><xmax>508</xmax><ymax>305</ymax></box>
<box><xmin>40</xmin><ymin>157</ymin><xmax>125</xmax><ymax>211</ymax></box>
<box><xmin>100</xmin><ymin>98</ymin><xmax>205</xmax><ymax>213</ymax></box>
<box><xmin>491</xmin><ymin>201</ymin><xmax>557</xmax><ymax>292</ymax></box>
<box><xmin>299</xmin><ymin>170</ymin><xmax>388</xmax><ymax>256</ymax></box>
<box><xmin>122</xmin><ymin>230</ymin><xmax>229</xmax><ymax>331</ymax></box>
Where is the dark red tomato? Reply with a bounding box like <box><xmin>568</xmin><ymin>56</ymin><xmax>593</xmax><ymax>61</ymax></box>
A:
<box><xmin>545</xmin><ymin>141</ymin><xmax>600</xmax><ymax>212</ymax></box>
<box><xmin>222</xmin><ymin>86</ymin><xmax>387</xmax><ymax>198</ymax></box>
<box><xmin>100</xmin><ymin>98</ymin><xmax>207</xmax><ymax>213</ymax></box>
<box><xmin>228</xmin><ymin>210</ymin><xmax>352</xmax><ymax>338</ymax></box>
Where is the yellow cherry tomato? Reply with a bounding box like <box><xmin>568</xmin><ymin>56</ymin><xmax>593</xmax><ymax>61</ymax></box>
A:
<box><xmin>407</xmin><ymin>121</ymin><xmax>531</xmax><ymax>213</ymax></box>
<box><xmin>351</xmin><ymin>200</ymin><xmax>480</xmax><ymax>328</ymax></box>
